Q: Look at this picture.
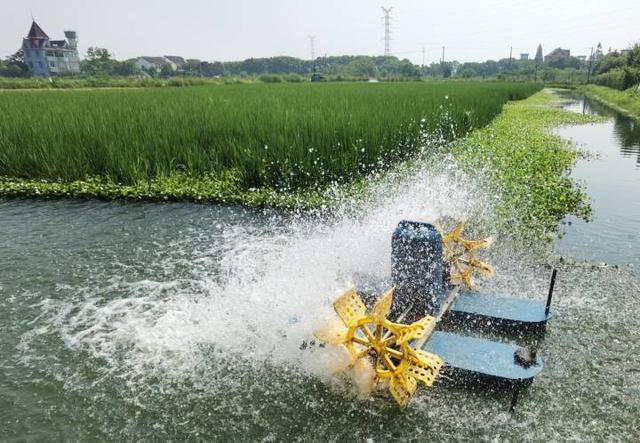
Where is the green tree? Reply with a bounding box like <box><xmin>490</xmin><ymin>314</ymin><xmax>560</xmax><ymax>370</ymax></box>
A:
<box><xmin>81</xmin><ymin>47</ymin><xmax>115</xmax><ymax>75</ymax></box>
<box><xmin>627</xmin><ymin>43</ymin><xmax>640</xmax><ymax>68</ymax></box>
<box><xmin>594</xmin><ymin>51</ymin><xmax>627</xmax><ymax>75</ymax></box>
<box><xmin>441</xmin><ymin>62</ymin><xmax>453</xmax><ymax>78</ymax></box>
<box><xmin>535</xmin><ymin>44</ymin><xmax>543</xmax><ymax>65</ymax></box>
<box><xmin>546</xmin><ymin>54</ymin><xmax>581</xmax><ymax>70</ymax></box>
<box><xmin>460</xmin><ymin>68</ymin><xmax>476</xmax><ymax>78</ymax></box>
<box><xmin>345</xmin><ymin>57</ymin><xmax>376</xmax><ymax>77</ymax></box>
<box><xmin>86</xmin><ymin>47</ymin><xmax>112</xmax><ymax>62</ymax></box>
<box><xmin>159</xmin><ymin>63</ymin><xmax>175</xmax><ymax>78</ymax></box>
<box><xmin>594</xmin><ymin>42</ymin><xmax>604</xmax><ymax>61</ymax></box>
<box><xmin>542</xmin><ymin>69</ymin><xmax>556</xmax><ymax>82</ymax></box>
<box><xmin>111</xmin><ymin>60</ymin><xmax>137</xmax><ymax>76</ymax></box>
<box><xmin>0</xmin><ymin>50</ymin><xmax>29</xmax><ymax>77</ymax></box>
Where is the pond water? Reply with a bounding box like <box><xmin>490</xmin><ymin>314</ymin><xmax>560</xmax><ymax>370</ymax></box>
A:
<box><xmin>1</xmin><ymin>105</ymin><xmax>639</xmax><ymax>440</ymax></box>
<box><xmin>555</xmin><ymin>94</ymin><xmax>640</xmax><ymax>272</ymax></box>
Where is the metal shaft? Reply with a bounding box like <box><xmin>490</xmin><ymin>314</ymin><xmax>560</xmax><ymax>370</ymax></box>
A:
<box><xmin>545</xmin><ymin>269</ymin><xmax>557</xmax><ymax>316</ymax></box>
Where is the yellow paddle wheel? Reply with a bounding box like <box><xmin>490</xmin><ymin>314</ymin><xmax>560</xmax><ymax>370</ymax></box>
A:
<box><xmin>437</xmin><ymin>220</ymin><xmax>494</xmax><ymax>289</ymax></box>
<box><xmin>314</xmin><ymin>288</ymin><xmax>443</xmax><ymax>408</ymax></box>
<box><xmin>314</xmin><ymin>220</ymin><xmax>496</xmax><ymax>408</ymax></box>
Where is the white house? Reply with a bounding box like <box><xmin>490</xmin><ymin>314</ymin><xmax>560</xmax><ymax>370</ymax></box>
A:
<box><xmin>164</xmin><ymin>56</ymin><xmax>186</xmax><ymax>71</ymax></box>
<box><xmin>135</xmin><ymin>56</ymin><xmax>175</xmax><ymax>72</ymax></box>
<box><xmin>135</xmin><ymin>56</ymin><xmax>186</xmax><ymax>73</ymax></box>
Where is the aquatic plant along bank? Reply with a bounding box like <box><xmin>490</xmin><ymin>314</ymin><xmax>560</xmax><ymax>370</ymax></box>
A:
<box><xmin>448</xmin><ymin>90</ymin><xmax>603</xmax><ymax>242</ymax></box>
<box><xmin>0</xmin><ymin>82</ymin><xmax>539</xmax><ymax>198</ymax></box>
<box><xmin>580</xmin><ymin>84</ymin><xmax>640</xmax><ymax>120</ymax></box>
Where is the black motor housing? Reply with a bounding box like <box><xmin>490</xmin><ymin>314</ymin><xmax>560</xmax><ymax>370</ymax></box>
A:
<box><xmin>391</xmin><ymin>220</ymin><xmax>446</xmax><ymax>319</ymax></box>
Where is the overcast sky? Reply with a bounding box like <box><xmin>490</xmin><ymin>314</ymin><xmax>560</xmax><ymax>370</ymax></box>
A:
<box><xmin>1</xmin><ymin>0</ymin><xmax>639</xmax><ymax>64</ymax></box>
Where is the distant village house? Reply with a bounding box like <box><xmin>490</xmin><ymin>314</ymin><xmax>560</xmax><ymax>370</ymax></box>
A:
<box><xmin>22</xmin><ymin>21</ymin><xmax>80</xmax><ymax>77</ymax></box>
<box><xmin>544</xmin><ymin>48</ymin><xmax>570</xmax><ymax>62</ymax></box>
<box><xmin>135</xmin><ymin>56</ymin><xmax>186</xmax><ymax>73</ymax></box>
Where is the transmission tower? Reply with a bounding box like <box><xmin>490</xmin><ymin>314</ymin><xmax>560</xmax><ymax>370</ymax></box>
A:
<box><xmin>381</xmin><ymin>7</ymin><xmax>392</xmax><ymax>57</ymax></box>
<box><xmin>309</xmin><ymin>35</ymin><xmax>316</xmax><ymax>61</ymax></box>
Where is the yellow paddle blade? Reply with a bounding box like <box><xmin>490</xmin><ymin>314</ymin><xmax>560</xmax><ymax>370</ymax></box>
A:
<box><xmin>460</xmin><ymin>267</ymin><xmax>473</xmax><ymax>288</ymax></box>
<box><xmin>442</xmin><ymin>221</ymin><xmax>465</xmax><ymax>242</ymax></box>
<box><xmin>333</xmin><ymin>288</ymin><xmax>367</xmax><ymax>326</ymax></box>
<box><xmin>397</xmin><ymin>370</ymin><xmax>418</xmax><ymax>395</ymax></box>
<box><xmin>314</xmin><ymin>317</ymin><xmax>349</xmax><ymax>345</ymax></box>
<box><xmin>371</xmin><ymin>287</ymin><xmax>394</xmax><ymax>323</ymax></box>
<box><xmin>460</xmin><ymin>237</ymin><xmax>494</xmax><ymax>251</ymax></box>
<box><xmin>393</xmin><ymin>315</ymin><xmax>435</xmax><ymax>345</ymax></box>
<box><xmin>407</xmin><ymin>349</ymin><xmax>443</xmax><ymax>387</ymax></box>
<box><xmin>389</xmin><ymin>375</ymin><xmax>412</xmax><ymax>408</ymax></box>
<box><xmin>469</xmin><ymin>258</ymin><xmax>494</xmax><ymax>277</ymax></box>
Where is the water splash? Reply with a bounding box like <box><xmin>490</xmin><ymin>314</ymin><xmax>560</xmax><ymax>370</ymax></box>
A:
<box><xmin>27</xmin><ymin>154</ymin><xmax>494</xmax><ymax>388</ymax></box>
<box><xmin>4</xmin><ymin>156</ymin><xmax>639</xmax><ymax>440</ymax></box>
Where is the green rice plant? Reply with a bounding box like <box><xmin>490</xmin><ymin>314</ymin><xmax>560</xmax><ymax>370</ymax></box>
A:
<box><xmin>0</xmin><ymin>81</ymin><xmax>541</xmax><ymax>191</ymax></box>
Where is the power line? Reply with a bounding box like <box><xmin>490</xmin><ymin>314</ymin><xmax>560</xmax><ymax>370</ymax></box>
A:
<box><xmin>382</xmin><ymin>6</ymin><xmax>392</xmax><ymax>57</ymax></box>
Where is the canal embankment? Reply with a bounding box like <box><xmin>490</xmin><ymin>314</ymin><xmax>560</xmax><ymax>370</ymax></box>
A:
<box><xmin>580</xmin><ymin>84</ymin><xmax>640</xmax><ymax>120</ymax></box>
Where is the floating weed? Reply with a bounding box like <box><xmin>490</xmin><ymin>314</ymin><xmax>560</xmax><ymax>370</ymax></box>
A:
<box><xmin>448</xmin><ymin>89</ymin><xmax>605</xmax><ymax>243</ymax></box>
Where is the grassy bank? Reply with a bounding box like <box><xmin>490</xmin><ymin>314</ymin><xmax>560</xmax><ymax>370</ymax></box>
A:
<box><xmin>580</xmin><ymin>85</ymin><xmax>640</xmax><ymax>120</ymax></box>
<box><xmin>449</xmin><ymin>90</ymin><xmax>602</xmax><ymax>240</ymax></box>
<box><xmin>0</xmin><ymin>82</ymin><xmax>539</xmax><ymax>192</ymax></box>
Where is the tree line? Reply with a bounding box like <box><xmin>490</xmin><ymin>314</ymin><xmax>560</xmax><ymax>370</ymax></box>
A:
<box><xmin>0</xmin><ymin>48</ymin><xmax>421</xmax><ymax>79</ymax></box>
<box><xmin>1</xmin><ymin>43</ymin><xmax>639</xmax><ymax>89</ymax></box>
<box><xmin>590</xmin><ymin>43</ymin><xmax>640</xmax><ymax>90</ymax></box>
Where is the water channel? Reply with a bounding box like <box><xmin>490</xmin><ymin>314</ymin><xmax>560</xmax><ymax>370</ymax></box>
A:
<box><xmin>1</xmin><ymin>94</ymin><xmax>639</xmax><ymax>441</ymax></box>
<box><xmin>555</xmin><ymin>93</ymin><xmax>640</xmax><ymax>272</ymax></box>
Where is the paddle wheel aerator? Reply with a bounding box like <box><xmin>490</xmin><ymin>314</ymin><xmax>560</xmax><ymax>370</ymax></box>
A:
<box><xmin>314</xmin><ymin>220</ymin><xmax>556</xmax><ymax>409</ymax></box>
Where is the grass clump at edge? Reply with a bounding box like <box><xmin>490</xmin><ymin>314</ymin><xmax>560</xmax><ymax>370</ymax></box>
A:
<box><xmin>579</xmin><ymin>84</ymin><xmax>640</xmax><ymax>120</ymax></box>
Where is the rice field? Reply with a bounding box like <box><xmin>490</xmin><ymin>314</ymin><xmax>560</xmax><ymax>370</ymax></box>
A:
<box><xmin>0</xmin><ymin>82</ymin><xmax>541</xmax><ymax>190</ymax></box>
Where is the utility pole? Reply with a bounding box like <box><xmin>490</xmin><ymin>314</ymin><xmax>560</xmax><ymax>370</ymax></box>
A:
<box><xmin>422</xmin><ymin>46</ymin><xmax>426</xmax><ymax>68</ymax></box>
<box><xmin>509</xmin><ymin>46</ymin><xmax>513</xmax><ymax>73</ymax></box>
<box><xmin>382</xmin><ymin>7</ymin><xmax>392</xmax><ymax>57</ymax></box>
<box><xmin>587</xmin><ymin>46</ymin><xmax>594</xmax><ymax>84</ymax></box>
<box><xmin>441</xmin><ymin>46</ymin><xmax>445</xmax><ymax>63</ymax></box>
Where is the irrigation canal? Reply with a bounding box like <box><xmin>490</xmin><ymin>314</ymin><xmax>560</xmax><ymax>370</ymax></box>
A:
<box><xmin>1</xmin><ymin>94</ymin><xmax>639</xmax><ymax>440</ymax></box>
<box><xmin>555</xmin><ymin>92</ymin><xmax>640</xmax><ymax>272</ymax></box>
